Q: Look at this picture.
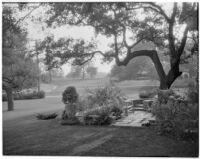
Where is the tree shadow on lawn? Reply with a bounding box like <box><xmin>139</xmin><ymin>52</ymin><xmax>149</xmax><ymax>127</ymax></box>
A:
<box><xmin>3</xmin><ymin>117</ymin><xmax>198</xmax><ymax>157</ymax></box>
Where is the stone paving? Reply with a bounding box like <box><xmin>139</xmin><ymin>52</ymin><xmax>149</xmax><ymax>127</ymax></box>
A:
<box><xmin>112</xmin><ymin>110</ymin><xmax>155</xmax><ymax>127</ymax></box>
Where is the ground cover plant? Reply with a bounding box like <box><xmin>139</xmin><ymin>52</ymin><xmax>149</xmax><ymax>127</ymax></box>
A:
<box><xmin>36</xmin><ymin>113</ymin><xmax>58</xmax><ymax>120</ymax></box>
<box><xmin>2</xmin><ymin>90</ymin><xmax>45</xmax><ymax>101</ymax></box>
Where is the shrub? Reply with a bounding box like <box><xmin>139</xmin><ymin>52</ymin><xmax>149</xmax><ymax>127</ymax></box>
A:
<box><xmin>2</xmin><ymin>93</ymin><xmax>7</xmax><ymax>101</ymax></box>
<box><xmin>85</xmin><ymin>86</ymin><xmax>125</xmax><ymax>109</ymax></box>
<box><xmin>152</xmin><ymin>89</ymin><xmax>198</xmax><ymax>141</ymax></box>
<box><xmin>110</xmin><ymin>106</ymin><xmax>123</xmax><ymax>119</ymax></box>
<box><xmin>62</xmin><ymin>86</ymin><xmax>78</xmax><ymax>104</ymax></box>
<box><xmin>36</xmin><ymin>113</ymin><xmax>57</xmax><ymax>120</ymax></box>
<box><xmin>187</xmin><ymin>81</ymin><xmax>198</xmax><ymax>103</ymax></box>
<box><xmin>37</xmin><ymin>91</ymin><xmax>45</xmax><ymax>98</ymax></box>
<box><xmin>84</xmin><ymin>107</ymin><xmax>112</xmax><ymax>125</ymax></box>
<box><xmin>3</xmin><ymin>90</ymin><xmax>45</xmax><ymax>101</ymax></box>
<box><xmin>79</xmin><ymin>86</ymin><xmax>124</xmax><ymax>125</ymax></box>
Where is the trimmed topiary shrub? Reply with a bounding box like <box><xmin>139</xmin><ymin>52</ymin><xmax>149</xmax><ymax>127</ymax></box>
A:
<box><xmin>62</xmin><ymin>86</ymin><xmax>78</xmax><ymax>104</ymax></box>
<box><xmin>61</xmin><ymin>86</ymin><xmax>79</xmax><ymax>124</ymax></box>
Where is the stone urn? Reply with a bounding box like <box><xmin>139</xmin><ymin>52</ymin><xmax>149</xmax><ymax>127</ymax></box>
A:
<box><xmin>62</xmin><ymin>103</ymin><xmax>77</xmax><ymax>120</ymax></box>
<box><xmin>61</xmin><ymin>86</ymin><xmax>79</xmax><ymax>125</ymax></box>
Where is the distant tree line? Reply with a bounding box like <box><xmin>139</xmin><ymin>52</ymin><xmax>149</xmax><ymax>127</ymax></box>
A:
<box><xmin>66</xmin><ymin>65</ymin><xmax>98</xmax><ymax>79</ymax></box>
<box><xmin>110</xmin><ymin>56</ymin><xmax>158</xmax><ymax>81</ymax></box>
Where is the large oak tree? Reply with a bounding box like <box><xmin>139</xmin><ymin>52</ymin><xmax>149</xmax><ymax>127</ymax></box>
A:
<box><xmin>44</xmin><ymin>2</ymin><xmax>198</xmax><ymax>89</ymax></box>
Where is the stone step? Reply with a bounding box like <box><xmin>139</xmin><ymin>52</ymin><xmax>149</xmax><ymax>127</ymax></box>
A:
<box><xmin>134</xmin><ymin>107</ymin><xmax>145</xmax><ymax>111</ymax></box>
<box><xmin>135</xmin><ymin>104</ymin><xmax>144</xmax><ymax>108</ymax></box>
<box><xmin>127</xmin><ymin>105</ymin><xmax>134</xmax><ymax>109</ymax></box>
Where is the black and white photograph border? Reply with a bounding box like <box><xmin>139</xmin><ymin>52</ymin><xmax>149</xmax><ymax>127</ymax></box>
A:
<box><xmin>1</xmin><ymin>0</ymin><xmax>199</xmax><ymax>158</ymax></box>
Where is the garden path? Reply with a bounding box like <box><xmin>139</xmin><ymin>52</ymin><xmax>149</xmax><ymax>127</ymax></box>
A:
<box><xmin>112</xmin><ymin>111</ymin><xmax>155</xmax><ymax>127</ymax></box>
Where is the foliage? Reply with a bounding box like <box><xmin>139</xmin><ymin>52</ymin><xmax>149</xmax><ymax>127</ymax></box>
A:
<box><xmin>83</xmin><ymin>105</ymin><xmax>123</xmax><ymax>125</ymax></box>
<box><xmin>51</xmin><ymin>68</ymin><xmax>64</xmax><ymax>77</ymax></box>
<box><xmin>37</xmin><ymin>36</ymin><xmax>97</xmax><ymax>70</ymax></box>
<box><xmin>111</xmin><ymin>55</ymin><xmax>158</xmax><ymax>81</ymax></box>
<box><xmin>187</xmin><ymin>81</ymin><xmax>198</xmax><ymax>103</ymax></box>
<box><xmin>83</xmin><ymin>107</ymin><xmax>112</xmax><ymax>125</ymax></box>
<box><xmin>43</xmin><ymin>2</ymin><xmax>198</xmax><ymax>89</ymax></box>
<box><xmin>152</xmin><ymin>89</ymin><xmax>198</xmax><ymax>141</ymax></box>
<box><xmin>110</xmin><ymin>106</ymin><xmax>123</xmax><ymax>119</ymax></box>
<box><xmin>36</xmin><ymin>113</ymin><xmax>58</xmax><ymax>120</ymax></box>
<box><xmin>80</xmin><ymin>86</ymin><xmax>124</xmax><ymax>125</ymax></box>
<box><xmin>66</xmin><ymin>66</ymin><xmax>82</xmax><ymax>79</ymax></box>
<box><xmin>2</xmin><ymin>90</ymin><xmax>45</xmax><ymax>101</ymax></box>
<box><xmin>3</xmin><ymin>4</ymin><xmax>40</xmax><ymax>110</ymax></box>
<box><xmin>40</xmin><ymin>72</ymin><xmax>51</xmax><ymax>83</ymax></box>
<box><xmin>86</xmin><ymin>66</ymin><xmax>98</xmax><ymax>78</ymax></box>
<box><xmin>62</xmin><ymin>86</ymin><xmax>79</xmax><ymax>104</ymax></box>
<box><xmin>85</xmin><ymin>86</ymin><xmax>125</xmax><ymax>109</ymax></box>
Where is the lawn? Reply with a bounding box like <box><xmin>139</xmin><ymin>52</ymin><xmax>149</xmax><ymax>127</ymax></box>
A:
<box><xmin>3</xmin><ymin>116</ymin><xmax>198</xmax><ymax>156</ymax></box>
<box><xmin>3</xmin><ymin>77</ymin><xmax>198</xmax><ymax>156</ymax></box>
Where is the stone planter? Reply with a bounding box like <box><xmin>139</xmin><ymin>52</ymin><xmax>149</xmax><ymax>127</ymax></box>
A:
<box><xmin>62</xmin><ymin>103</ymin><xmax>77</xmax><ymax>120</ymax></box>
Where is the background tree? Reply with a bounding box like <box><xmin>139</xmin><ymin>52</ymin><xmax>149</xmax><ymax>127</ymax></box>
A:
<box><xmin>86</xmin><ymin>66</ymin><xmax>98</xmax><ymax>78</ymax></box>
<box><xmin>111</xmin><ymin>56</ymin><xmax>158</xmax><ymax>81</ymax></box>
<box><xmin>3</xmin><ymin>4</ymin><xmax>38</xmax><ymax>111</ymax></box>
<box><xmin>66</xmin><ymin>66</ymin><xmax>82</xmax><ymax>79</ymax></box>
<box><xmin>44</xmin><ymin>2</ymin><xmax>198</xmax><ymax>89</ymax></box>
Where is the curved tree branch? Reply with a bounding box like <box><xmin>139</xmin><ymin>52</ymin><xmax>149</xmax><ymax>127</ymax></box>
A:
<box><xmin>122</xmin><ymin>25</ymin><xmax>129</xmax><ymax>48</ymax></box>
<box><xmin>115</xmin><ymin>49</ymin><xmax>167</xmax><ymax>86</ymax></box>
<box><xmin>178</xmin><ymin>25</ymin><xmax>189</xmax><ymax>56</ymax></box>
<box><xmin>146</xmin><ymin>2</ymin><xmax>170</xmax><ymax>22</ymax></box>
<box><xmin>4</xmin><ymin>4</ymin><xmax>42</xmax><ymax>33</ymax></box>
<box><xmin>170</xmin><ymin>2</ymin><xmax>177</xmax><ymax>22</ymax></box>
<box><xmin>168</xmin><ymin>3</ymin><xmax>178</xmax><ymax>57</ymax></box>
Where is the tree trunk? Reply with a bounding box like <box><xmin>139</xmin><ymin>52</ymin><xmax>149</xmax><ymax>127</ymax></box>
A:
<box><xmin>5</xmin><ymin>87</ymin><xmax>14</xmax><ymax>111</ymax></box>
<box><xmin>82</xmin><ymin>67</ymin><xmax>85</xmax><ymax>80</ymax></box>
<box><xmin>159</xmin><ymin>81</ymin><xmax>169</xmax><ymax>90</ymax></box>
<box><xmin>49</xmin><ymin>70</ymin><xmax>52</xmax><ymax>83</ymax></box>
<box><xmin>116</xmin><ymin>50</ymin><xmax>182</xmax><ymax>90</ymax></box>
<box><xmin>150</xmin><ymin>51</ymin><xmax>168</xmax><ymax>90</ymax></box>
<box><xmin>165</xmin><ymin>57</ymin><xmax>182</xmax><ymax>89</ymax></box>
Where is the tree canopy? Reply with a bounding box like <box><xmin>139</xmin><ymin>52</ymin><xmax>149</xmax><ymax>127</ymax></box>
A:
<box><xmin>3</xmin><ymin>4</ymin><xmax>39</xmax><ymax>110</ymax></box>
<box><xmin>43</xmin><ymin>2</ymin><xmax>198</xmax><ymax>89</ymax></box>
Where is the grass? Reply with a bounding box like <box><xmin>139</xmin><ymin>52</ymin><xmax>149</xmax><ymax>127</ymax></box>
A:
<box><xmin>3</xmin><ymin>77</ymin><xmax>198</xmax><ymax>156</ymax></box>
<box><xmin>3</xmin><ymin>116</ymin><xmax>198</xmax><ymax>156</ymax></box>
